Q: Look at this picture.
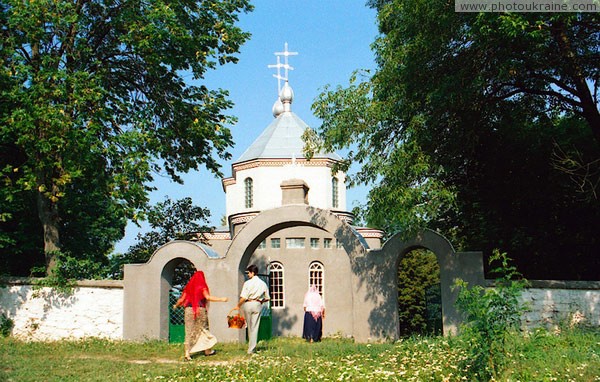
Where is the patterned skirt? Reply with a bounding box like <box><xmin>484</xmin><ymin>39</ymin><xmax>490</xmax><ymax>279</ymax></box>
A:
<box><xmin>184</xmin><ymin>306</ymin><xmax>217</xmax><ymax>354</ymax></box>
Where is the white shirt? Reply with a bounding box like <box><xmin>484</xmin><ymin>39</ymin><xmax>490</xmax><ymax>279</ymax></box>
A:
<box><xmin>240</xmin><ymin>276</ymin><xmax>270</xmax><ymax>301</ymax></box>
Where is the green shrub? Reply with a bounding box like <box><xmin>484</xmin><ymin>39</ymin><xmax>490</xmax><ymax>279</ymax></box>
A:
<box><xmin>30</xmin><ymin>252</ymin><xmax>77</xmax><ymax>295</ymax></box>
<box><xmin>453</xmin><ymin>250</ymin><xmax>528</xmax><ymax>381</ymax></box>
<box><xmin>0</xmin><ymin>313</ymin><xmax>14</xmax><ymax>337</ymax></box>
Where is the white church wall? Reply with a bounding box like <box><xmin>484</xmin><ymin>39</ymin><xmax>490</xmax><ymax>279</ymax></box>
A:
<box><xmin>0</xmin><ymin>280</ymin><xmax>123</xmax><ymax>341</ymax></box>
<box><xmin>225</xmin><ymin>163</ymin><xmax>346</xmax><ymax>217</ymax></box>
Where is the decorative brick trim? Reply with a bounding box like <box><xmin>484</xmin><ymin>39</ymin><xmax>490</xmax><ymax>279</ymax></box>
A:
<box><xmin>222</xmin><ymin>177</ymin><xmax>236</xmax><ymax>187</ymax></box>
<box><xmin>230</xmin><ymin>212</ymin><xmax>259</xmax><ymax>225</ymax></box>
<box><xmin>331</xmin><ymin>211</ymin><xmax>355</xmax><ymax>224</ymax></box>
<box><xmin>200</xmin><ymin>232</ymin><xmax>231</xmax><ymax>240</ymax></box>
<box><xmin>232</xmin><ymin>158</ymin><xmax>337</xmax><ymax>174</ymax></box>
<box><xmin>354</xmin><ymin>228</ymin><xmax>385</xmax><ymax>238</ymax></box>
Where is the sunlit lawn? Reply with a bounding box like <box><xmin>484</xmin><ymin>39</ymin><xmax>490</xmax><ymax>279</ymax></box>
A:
<box><xmin>1</xmin><ymin>329</ymin><xmax>598</xmax><ymax>381</ymax></box>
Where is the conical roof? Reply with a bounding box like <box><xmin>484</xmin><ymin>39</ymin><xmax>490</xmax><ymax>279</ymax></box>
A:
<box><xmin>236</xmin><ymin>111</ymin><xmax>342</xmax><ymax>163</ymax></box>
<box><xmin>235</xmin><ymin>111</ymin><xmax>342</xmax><ymax>163</ymax></box>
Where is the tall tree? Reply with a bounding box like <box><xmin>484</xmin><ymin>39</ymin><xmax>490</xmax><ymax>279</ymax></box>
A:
<box><xmin>310</xmin><ymin>2</ymin><xmax>599</xmax><ymax>279</ymax></box>
<box><xmin>0</xmin><ymin>0</ymin><xmax>252</xmax><ymax>274</ymax></box>
<box><xmin>107</xmin><ymin>197</ymin><xmax>211</xmax><ymax>280</ymax></box>
<box><xmin>0</xmin><ymin>158</ymin><xmax>127</xmax><ymax>277</ymax></box>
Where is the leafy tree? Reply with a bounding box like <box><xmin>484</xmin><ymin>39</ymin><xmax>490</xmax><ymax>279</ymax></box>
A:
<box><xmin>0</xmin><ymin>166</ymin><xmax>127</xmax><ymax>277</ymax></box>
<box><xmin>107</xmin><ymin>197</ymin><xmax>211</xmax><ymax>280</ymax></box>
<box><xmin>397</xmin><ymin>249</ymin><xmax>441</xmax><ymax>337</ymax></box>
<box><xmin>0</xmin><ymin>184</ymin><xmax>43</xmax><ymax>276</ymax></box>
<box><xmin>0</xmin><ymin>0</ymin><xmax>252</xmax><ymax>275</ymax></box>
<box><xmin>59</xmin><ymin>173</ymin><xmax>127</xmax><ymax>270</ymax></box>
<box><xmin>310</xmin><ymin>2</ymin><xmax>600</xmax><ymax>279</ymax></box>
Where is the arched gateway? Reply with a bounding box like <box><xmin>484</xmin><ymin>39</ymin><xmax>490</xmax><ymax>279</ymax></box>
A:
<box><xmin>123</xmin><ymin>45</ymin><xmax>485</xmax><ymax>342</ymax></box>
<box><xmin>123</xmin><ymin>205</ymin><xmax>485</xmax><ymax>342</ymax></box>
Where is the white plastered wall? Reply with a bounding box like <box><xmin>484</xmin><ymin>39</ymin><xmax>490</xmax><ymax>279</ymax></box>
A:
<box><xmin>225</xmin><ymin>163</ymin><xmax>347</xmax><ymax>217</ymax></box>
<box><xmin>0</xmin><ymin>282</ymin><xmax>123</xmax><ymax>341</ymax></box>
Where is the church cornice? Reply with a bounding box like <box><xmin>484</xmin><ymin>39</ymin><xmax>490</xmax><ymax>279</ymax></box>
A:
<box><xmin>231</xmin><ymin>157</ymin><xmax>337</xmax><ymax>176</ymax></box>
<box><xmin>222</xmin><ymin>177</ymin><xmax>236</xmax><ymax>191</ymax></box>
<box><xmin>354</xmin><ymin>227</ymin><xmax>385</xmax><ymax>238</ymax></box>
<box><xmin>199</xmin><ymin>231</ymin><xmax>232</xmax><ymax>241</ymax></box>
<box><xmin>222</xmin><ymin>158</ymin><xmax>340</xmax><ymax>190</ymax></box>
<box><xmin>229</xmin><ymin>212</ymin><xmax>260</xmax><ymax>225</ymax></box>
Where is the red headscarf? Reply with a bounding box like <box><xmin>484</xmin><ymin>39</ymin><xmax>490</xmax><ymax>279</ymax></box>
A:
<box><xmin>182</xmin><ymin>271</ymin><xmax>210</xmax><ymax>317</ymax></box>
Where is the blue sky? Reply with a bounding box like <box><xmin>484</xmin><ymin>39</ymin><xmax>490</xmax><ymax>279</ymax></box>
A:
<box><xmin>114</xmin><ymin>1</ymin><xmax>379</xmax><ymax>253</ymax></box>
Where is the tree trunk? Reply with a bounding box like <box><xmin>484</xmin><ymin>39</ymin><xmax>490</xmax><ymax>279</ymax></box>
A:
<box><xmin>36</xmin><ymin>190</ymin><xmax>61</xmax><ymax>275</ymax></box>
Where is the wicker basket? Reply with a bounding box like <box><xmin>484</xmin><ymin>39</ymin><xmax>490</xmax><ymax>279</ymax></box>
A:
<box><xmin>227</xmin><ymin>308</ymin><xmax>246</xmax><ymax>329</ymax></box>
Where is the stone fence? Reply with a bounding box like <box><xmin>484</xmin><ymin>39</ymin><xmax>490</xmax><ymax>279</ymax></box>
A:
<box><xmin>1</xmin><ymin>278</ymin><xmax>598</xmax><ymax>341</ymax></box>
<box><xmin>515</xmin><ymin>280</ymin><xmax>600</xmax><ymax>331</ymax></box>
<box><xmin>0</xmin><ymin>278</ymin><xmax>123</xmax><ymax>341</ymax></box>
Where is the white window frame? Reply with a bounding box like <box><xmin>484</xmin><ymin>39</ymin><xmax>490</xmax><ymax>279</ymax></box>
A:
<box><xmin>271</xmin><ymin>238</ymin><xmax>281</xmax><ymax>249</ymax></box>
<box><xmin>244</xmin><ymin>177</ymin><xmax>253</xmax><ymax>208</ymax></box>
<box><xmin>308</xmin><ymin>261</ymin><xmax>325</xmax><ymax>303</ymax></box>
<box><xmin>332</xmin><ymin>177</ymin><xmax>339</xmax><ymax>208</ymax></box>
<box><xmin>310</xmin><ymin>238</ymin><xmax>319</xmax><ymax>249</ymax></box>
<box><xmin>269</xmin><ymin>262</ymin><xmax>285</xmax><ymax>309</ymax></box>
<box><xmin>286</xmin><ymin>237</ymin><xmax>305</xmax><ymax>249</ymax></box>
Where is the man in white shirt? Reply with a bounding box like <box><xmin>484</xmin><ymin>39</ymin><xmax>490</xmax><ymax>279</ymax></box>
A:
<box><xmin>234</xmin><ymin>264</ymin><xmax>270</xmax><ymax>354</ymax></box>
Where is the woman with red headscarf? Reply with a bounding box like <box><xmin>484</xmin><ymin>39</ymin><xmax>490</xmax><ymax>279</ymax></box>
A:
<box><xmin>302</xmin><ymin>285</ymin><xmax>325</xmax><ymax>342</ymax></box>
<box><xmin>173</xmin><ymin>270</ymin><xmax>228</xmax><ymax>360</ymax></box>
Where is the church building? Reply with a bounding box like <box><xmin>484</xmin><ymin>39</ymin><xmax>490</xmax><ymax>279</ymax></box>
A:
<box><xmin>203</xmin><ymin>44</ymin><xmax>384</xmax><ymax>339</ymax></box>
<box><xmin>122</xmin><ymin>46</ymin><xmax>483</xmax><ymax>344</ymax></box>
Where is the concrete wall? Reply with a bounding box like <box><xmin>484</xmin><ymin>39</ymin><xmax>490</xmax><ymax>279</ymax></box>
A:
<box><xmin>0</xmin><ymin>279</ymin><xmax>123</xmax><ymax>341</ymax></box>
<box><xmin>222</xmin><ymin>205</ymin><xmax>372</xmax><ymax>341</ymax></box>
<box><xmin>247</xmin><ymin>225</ymin><xmax>355</xmax><ymax>338</ymax></box>
<box><xmin>372</xmin><ymin>230</ymin><xmax>486</xmax><ymax>337</ymax></box>
<box><xmin>122</xmin><ymin>241</ymin><xmax>238</xmax><ymax>343</ymax></box>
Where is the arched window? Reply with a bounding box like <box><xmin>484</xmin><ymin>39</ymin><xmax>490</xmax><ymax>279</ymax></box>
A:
<box><xmin>244</xmin><ymin>177</ymin><xmax>253</xmax><ymax>208</ymax></box>
<box><xmin>308</xmin><ymin>262</ymin><xmax>324</xmax><ymax>300</ymax></box>
<box><xmin>332</xmin><ymin>177</ymin><xmax>339</xmax><ymax>208</ymax></box>
<box><xmin>268</xmin><ymin>262</ymin><xmax>284</xmax><ymax>308</ymax></box>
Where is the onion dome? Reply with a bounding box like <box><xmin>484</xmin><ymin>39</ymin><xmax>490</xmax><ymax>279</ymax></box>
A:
<box><xmin>272</xmin><ymin>97</ymin><xmax>284</xmax><ymax>118</ymax></box>
<box><xmin>280</xmin><ymin>81</ymin><xmax>294</xmax><ymax>113</ymax></box>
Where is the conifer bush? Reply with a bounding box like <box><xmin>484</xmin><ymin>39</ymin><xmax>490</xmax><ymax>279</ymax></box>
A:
<box><xmin>0</xmin><ymin>313</ymin><xmax>14</xmax><ymax>337</ymax></box>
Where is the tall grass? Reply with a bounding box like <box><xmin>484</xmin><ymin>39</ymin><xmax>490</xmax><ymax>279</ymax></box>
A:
<box><xmin>1</xmin><ymin>330</ymin><xmax>598</xmax><ymax>381</ymax></box>
<box><xmin>499</xmin><ymin>327</ymin><xmax>600</xmax><ymax>382</ymax></box>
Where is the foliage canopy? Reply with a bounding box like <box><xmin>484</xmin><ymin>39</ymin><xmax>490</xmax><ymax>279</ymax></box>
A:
<box><xmin>310</xmin><ymin>2</ymin><xmax>599</xmax><ymax>279</ymax></box>
<box><xmin>107</xmin><ymin>197</ymin><xmax>211</xmax><ymax>280</ymax></box>
<box><xmin>0</xmin><ymin>0</ymin><xmax>253</xmax><ymax>275</ymax></box>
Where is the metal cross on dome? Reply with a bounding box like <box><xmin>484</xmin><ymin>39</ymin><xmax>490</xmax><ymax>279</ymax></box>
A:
<box><xmin>268</xmin><ymin>42</ymin><xmax>298</xmax><ymax>94</ymax></box>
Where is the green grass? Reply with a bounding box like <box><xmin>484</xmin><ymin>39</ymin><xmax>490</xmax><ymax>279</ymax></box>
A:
<box><xmin>1</xmin><ymin>329</ymin><xmax>598</xmax><ymax>381</ymax></box>
<box><xmin>499</xmin><ymin>328</ymin><xmax>600</xmax><ymax>382</ymax></box>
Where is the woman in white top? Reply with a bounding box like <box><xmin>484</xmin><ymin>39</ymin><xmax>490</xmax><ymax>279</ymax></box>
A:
<box><xmin>302</xmin><ymin>285</ymin><xmax>325</xmax><ymax>342</ymax></box>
